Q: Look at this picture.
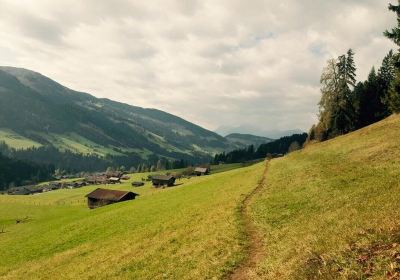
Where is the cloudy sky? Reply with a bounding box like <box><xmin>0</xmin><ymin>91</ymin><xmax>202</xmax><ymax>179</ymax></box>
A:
<box><xmin>0</xmin><ymin>0</ymin><xmax>396</xmax><ymax>136</ymax></box>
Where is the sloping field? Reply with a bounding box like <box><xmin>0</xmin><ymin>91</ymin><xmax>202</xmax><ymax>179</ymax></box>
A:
<box><xmin>0</xmin><ymin>129</ymin><xmax>42</xmax><ymax>149</ymax></box>
<box><xmin>249</xmin><ymin>114</ymin><xmax>400</xmax><ymax>279</ymax></box>
<box><xmin>0</xmin><ymin>163</ymin><xmax>265</xmax><ymax>279</ymax></box>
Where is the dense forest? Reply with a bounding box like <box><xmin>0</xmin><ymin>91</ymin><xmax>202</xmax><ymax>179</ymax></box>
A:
<box><xmin>308</xmin><ymin>2</ymin><xmax>400</xmax><ymax>142</ymax></box>
<box><xmin>0</xmin><ymin>141</ymin><xmax>193</xmax><ymax>176</ymax></box>
<box><xmin>213</xmin><ymin>133</ymin><xmax>307</xmax><ymax>164</ymax></box>
<box><xmin>0</xmin><ymin>153</ymin><xmax>54</xmax><ymax>191</ymax></box>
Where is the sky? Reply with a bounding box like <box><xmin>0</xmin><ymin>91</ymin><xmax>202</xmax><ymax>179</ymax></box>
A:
<box><xmin>0</xmin><ymin>0</ymin><xmax>396</xmax><ymax>136</ymax></box>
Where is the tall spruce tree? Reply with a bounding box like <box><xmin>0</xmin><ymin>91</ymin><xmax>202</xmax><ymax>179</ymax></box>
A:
<box><xmin>357</xmin><ymin>68</ymin><xmax>387</xmax><ymax>127</ymax></box>
<box><xmin>383</xmin><ymin>1</ymin><xmax>400</xmax><ymax>112</ymax></box>
<box><xmin>379</xmin><ymin>50</ymin><xmax>396</xmax><ymax>89</ymax></box>
<box><xmin>318</xmin><ymin>50</ymin><xmax>357</xmax><ymax>139</ymax></box>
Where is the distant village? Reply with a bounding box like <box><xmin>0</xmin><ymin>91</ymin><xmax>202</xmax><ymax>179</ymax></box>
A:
<box><xmin>3</xmin><ymin>166</ymin><xmax>211</xmax><ymax>197</ymax></box>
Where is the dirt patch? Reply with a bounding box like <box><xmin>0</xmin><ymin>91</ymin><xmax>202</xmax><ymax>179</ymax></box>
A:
<box><xmin>227</xmin><ymin>162</ymin><xmax>268</xmax><ymax>280</ymax></box>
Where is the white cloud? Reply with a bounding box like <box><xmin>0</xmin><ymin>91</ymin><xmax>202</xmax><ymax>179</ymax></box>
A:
<box><xmin>0</xmin><ymin>0</ymin><xmax>396</xmax><ymax>135</ymax></box>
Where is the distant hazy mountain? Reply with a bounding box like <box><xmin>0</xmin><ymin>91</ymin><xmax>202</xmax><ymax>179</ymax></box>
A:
<box><xmin>216</xmin><ymin>124</ymin><xmax>304</xmax><ymax>139</ymax></box>
<box><xmin>0</xmin><ymin>67</ymin><xmax>232</xmax><ymax>163</ymax></box>
<box><xmin>225</xmin><ymin>133</ymin><xmax>273</xmax><ymax>149</ymax></box>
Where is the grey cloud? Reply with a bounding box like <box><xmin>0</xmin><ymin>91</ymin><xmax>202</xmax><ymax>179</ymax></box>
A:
<box><xmin>0</xmin><ymin>0</ymin><xmax>395</xmax><ymax>134</ymax></box>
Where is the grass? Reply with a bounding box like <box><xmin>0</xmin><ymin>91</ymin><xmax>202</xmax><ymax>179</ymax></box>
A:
<box><xmin>2</xmin><ymin>114</ymin><xmax>399</xmax><ymax>279</ymax></box>
<box><xmin>0</xmin><ymin>129</ymin><xmax>42</xmax><ymax>149</ymax></box>
<box><xmin>0</xmin><ymin>163</ymin><xmax>265</xmax><ymax>279</ymax></box>
<box><xmin>211</xmin><ymin>163</ymin><xmax>244</xmax><ymax>174</ymax></box>
<box><xmin>249</xmin><ymin>114</ymin><xmax>400</xmax><ymax>279</ymax></box>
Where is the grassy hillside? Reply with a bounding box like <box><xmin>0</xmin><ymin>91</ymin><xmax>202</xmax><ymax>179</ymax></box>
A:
<box><xmin>0</xmin><ymin>129</ymin><xmax>42</xmax><ymax>149</ymax></box>
<box><xmin>0</xmin><ymin>163</ymin><xmax>265</xmax><ymax>279</ymax></box>
<box><xmin>249</xmin><ymin>114</ymin><xmax>400</xmax><ymax>279</ymax></box>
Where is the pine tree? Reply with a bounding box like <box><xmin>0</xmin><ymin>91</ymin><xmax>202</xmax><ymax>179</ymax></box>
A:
<box><xmin>379</xmin><ymin>50</ymin><xmax>396</xmax><ymax>89</ymax></box>
<box><xmin>357</xmin><ymin>68</ymin><xmax>386</xmax><ymax>127</ymax></box>
<box><xmin>378</xmin><ymin>50</ymin><xmax>396</xmax><ymax>116</ymax></box>
<box><xmin>384</xmin><ymin>1</ymin><xmax>400</xmax><ymax>112</ymax></box>
<box><xmin>156</xmin><ymin>159</ymin><xmax>164</xmax><ymax>171</ymax></box>
<box><xmin>384</xmin><ymin>1</ymin><xmax>400</xmax><ymax>48</ymax></box>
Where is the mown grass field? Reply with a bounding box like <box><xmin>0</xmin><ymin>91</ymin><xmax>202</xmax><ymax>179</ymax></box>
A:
<box><xmin>0</xmin><ymin>163</ymin><xmax>265</xmax><ymax>279</ymax></box>
<box><xmin>249</xmin><ymin>114</ymin><xmax>400</xmax><ymax>279</ymax></box>
<box><xmin>0</xmin><ymin>129</ymin><xmax>42</xmax><ymax>149</ymax></box>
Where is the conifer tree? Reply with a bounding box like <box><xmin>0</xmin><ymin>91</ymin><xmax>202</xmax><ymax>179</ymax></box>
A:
<box><xmin>384</xmin><ymin>1</ymin><xmax>400</xmax><ymax>112</ymax></box>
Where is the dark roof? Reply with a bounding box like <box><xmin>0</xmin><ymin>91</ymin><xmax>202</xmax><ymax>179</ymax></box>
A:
<box><xmin>85</xmin><ymin>188</ymin><xmax>138</xmax><ymax>201</ymax></box>
<box><xmin>151</xmin><ymin>175</ymin><xmax>175</xmax><ymax>181</ymax></box>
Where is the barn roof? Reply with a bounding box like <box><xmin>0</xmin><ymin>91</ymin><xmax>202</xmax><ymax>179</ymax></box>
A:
<box><xmin>151</xmin><ymin>175</ymin><xmax>175</xmax><ymax>181</ymax></box>
<box><xmin>109</xmin><ymin>177</ymin><xmax>121</xmax><ymax>181</ymax></box>
<box><xmin>85</xmin><ymin>188</ymin><xmax>138</xmax><ymax>201</ymax></box>
<box><xmin>194</xmin><ymin>167</ymin><xmax>209</xmax><ymax>173</ymax></box>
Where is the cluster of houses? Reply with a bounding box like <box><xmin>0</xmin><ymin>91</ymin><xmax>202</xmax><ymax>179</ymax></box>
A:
<box><xmin>6</xmin><ymin>180</ymin><xmax>87</xmax><ymax>195</ymax></box>
<box><xmin>85</xmin><ymin>171</ymin><xmax>130</xmax><ymax>185</ymax></box>
<box><xmin>6</xmin><ymin>171</ymin><xmax>131</xmax><ymax>196</ymax></box>
<box><xmin>5</xmin><ymin>166</ymin><xmax>211</xmax><ymax>210</ymax></box>
<box><xmin>89</xmin><ymin>166</ymin><xmax>211</xmax><ymax>209</ymax></box>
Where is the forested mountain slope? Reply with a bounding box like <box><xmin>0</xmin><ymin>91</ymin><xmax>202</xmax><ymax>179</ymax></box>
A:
<box><xmin>0</xmin><ymin>67</ymin><xmax>231</xmax><ymax>164</ymax></box>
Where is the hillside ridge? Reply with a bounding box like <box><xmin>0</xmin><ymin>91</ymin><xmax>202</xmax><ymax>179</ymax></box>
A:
<box><xmin>0</xmin><ymin>66</ymin><xmax>232</xmax><ymax>165</ymax></box>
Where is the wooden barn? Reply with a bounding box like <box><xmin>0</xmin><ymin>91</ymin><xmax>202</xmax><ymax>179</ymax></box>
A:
<box><xmin>194</xmin><ymin>167</ymin><xmax>210</xmax><ymax>176</ymax></box>
<box><xmin>108</xmin><ymin>177</ymin><xmax>121</xmax><ymax>184</ymax></box>
<box><xmin>151</xmin><ymin>175</ymin><xmax>176</xmax><ymax>187</ymax></box>
<box><xmin>85</xmin><ymin>188</ymin><xmax>138</xmax><ymax>209</ymax></box>
<box><xmin>132</xmin><ymin>181</ymin><xmax>144</xmax><ymax>187</ymax></box>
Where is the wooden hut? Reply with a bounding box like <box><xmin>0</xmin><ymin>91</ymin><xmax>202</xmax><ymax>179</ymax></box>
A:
<box><xmin>151</xmin><ymin>175</ymin><xmax>175</xmax><ymax>187</ymax></box>
<box><xmin>194</xmin><ymin>167</ymin><xmax>210</xmax><ymax>176</ymax></box>
<box><xmin>85</xmin><ymin>188</ymin><xmax>138</xmax><ymax>209</ymax></box>
<box><xmin>132</xmin><ymin>181</ymin><xmax>144</xmax><ymax>187</ymax></box>
<box><xmin>108</xmin><ymin>177</ymin><xmax>121</xmax><ymax>184</ymax></box>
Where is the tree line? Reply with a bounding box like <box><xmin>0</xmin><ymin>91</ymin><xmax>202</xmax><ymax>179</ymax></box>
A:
<box><xmin>308</xmin><ymin>2</ymin><xmax>400</xmax><ymax>142</ymax></box>
<box><xmin>0</xmin><ymin>140</ymin><xmax>194</xmax><ymax>186</ymax></box>
<box><xmin>0</xmin><ymin>153</ymin><xmax>54</xmax><ymax>191</ymax></box>
<box><xmin>213</xmin><ymin>133</ymin><xmax>307</xmax><ymax>164</ymax></box>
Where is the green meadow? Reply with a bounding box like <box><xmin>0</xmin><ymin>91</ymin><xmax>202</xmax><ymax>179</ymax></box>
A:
<box><xmin>0</xmin><ymin>164</ymin><xmax>265</xmax><ymax>279</ymax></box>
<box><xmin>249</xmin><ymin>114</ymin><xmax>400</xmax><ymax>279</ymax></box>
<box><xmin>0</xmin><ymin>129</ymin><xmax>42</xmax><ymax>150</ymax></box>
<box><xmin>1</xmin><ymin>115</ymin><xmax>400</xmax><ymax>279</ymax></box>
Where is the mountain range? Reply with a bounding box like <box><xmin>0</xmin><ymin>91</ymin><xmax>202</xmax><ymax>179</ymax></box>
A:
<box><xmin>215</xmin><ymin>125</ymin><xmax>303</xmax><ymax>139</ymax></box>
<box><xmin>224</xmin><ymin>133</ymin><xmax>273</xmax><ymax>148</ymax></box>
<box><xmin>0</xmin><ymin>67</ymin><xmax>273</xmax><ymax>166</ymax></box>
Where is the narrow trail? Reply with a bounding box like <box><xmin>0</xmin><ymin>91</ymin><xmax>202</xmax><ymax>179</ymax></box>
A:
<box><xmin>228</xmin><ymin>162</ymin><xmax>268</xmax><ymax>280</ymax></box>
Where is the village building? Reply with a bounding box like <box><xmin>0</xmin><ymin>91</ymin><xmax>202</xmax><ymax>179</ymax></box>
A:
<box><xmin>108</xmin><ymin>177</ymin><xmax>121</xmax><ymax>184</ymax></box>
<box><xmin>105</xmin><ymin>171</ymin><xmax>124</xmax><ymax>179</ymax></box>
<box><xmin>85</xmin><ymin>175</ymin><xmax>108</xmax><ymax>185</ymax></box>
<box><xmin>7</xmin><ymin>185</ymin><xmax>42</xmax><ymax>195</ymax></box>
<box><xmin>194</xmin><ymin>167</ymin><xmax>210</xmax><ymax>176</ymax></box>
<box><xmin>132</xmin><ymin>181</ymin><xmax>144</xmax><ymax>187</ymax></box>
<box><xmin>151</xmin><ymin>175</ymin><xmax>176</xmax><ymax>187</ymax></box>
<box><xmin>121</xmin><ymin>175</ymin><xmax>130</xmax><ymax>180</ymax></box>
<box><xmin>85</xmin><ymin>188</ymin><xmax>139</xmax><ymax>209</ymax></box>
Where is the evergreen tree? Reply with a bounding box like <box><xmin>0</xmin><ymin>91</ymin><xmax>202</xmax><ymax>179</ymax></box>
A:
<box><xmin>357</xmin><ymin>68</ymin><xmax>387</xmax><ymax>127</ymax></box>
<box><xmin>379</xmin><ymin>50</ymin><xmax>396</xmax><ymax>90</ymax></box>
<box><xmin>318</xmin><ymin>50</ymin><xmax>358</xmax><ymax>139</ymax></box>
<box><xmin>384</xmin><ymin>1</ymin><xmax>400</xmax><ymax>48</ymax></box>
<box><xmin>383</xmin><ymin>1</ymin><xmax>400</xmax><ymax>112</ymax></box>
<box><xmin>156</xmin><ymin>159</ymin><xmax>164</xmax><ymax>170</ymax></box>
<box><xmin>129</xmin><ymin>166</ymin><xmax>136</xmax><ymax>173</ymax></box>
